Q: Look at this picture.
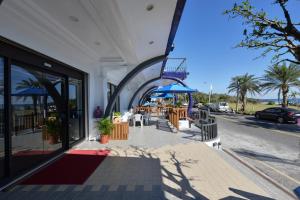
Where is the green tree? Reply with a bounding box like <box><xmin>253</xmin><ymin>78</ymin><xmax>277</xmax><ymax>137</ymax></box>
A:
<box><xmin>224</xmin><ymin>0</ymin><xmax>300</xmax><ymax>65</ymax></box>
<box><xmin>261</xmin><ymin>63</ymin><xmax>300</xmax><ymax>107</ymax></box>
<box><xmin>228</xmin><ymin>74</ymin><xmax>261</xmax><ymax>112</ymax></box>
<box><xmin>192</xmin><ymin>92</ymin><xmax>208</xmax><ymax>104</ymax></box>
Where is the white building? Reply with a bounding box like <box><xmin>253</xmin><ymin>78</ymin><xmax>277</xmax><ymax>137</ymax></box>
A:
<box><xmin>0</xmin><ymin>0</ymin><xmax>186</xmax><ymax>184</ymax></box>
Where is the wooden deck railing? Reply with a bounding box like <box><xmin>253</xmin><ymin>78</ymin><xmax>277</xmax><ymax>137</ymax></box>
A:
<box><xmin>110</xmin><ymin>122</ymin><xmax>129</xmax><ymax>140</ymax></box>
<box><xmin>134</xmin><ymin>106</ymin><xmax>153</xmax><ymax>113</ymax></box>
<box><xmin>168</xmin><ymin>107</ymin><xmax>188</xmax><ymax>129</ymax></box>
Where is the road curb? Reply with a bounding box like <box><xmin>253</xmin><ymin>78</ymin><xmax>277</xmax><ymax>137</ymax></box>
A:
<box><xmin>223</xmin><ymin>148</ymin><xmax>298</xmax><ymax>200</ymax></box>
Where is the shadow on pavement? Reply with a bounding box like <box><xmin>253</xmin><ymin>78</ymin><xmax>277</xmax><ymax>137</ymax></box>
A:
<box><xmin>2</xmin><ymin>146</ymin><xmax>275</xmax><ymax>200</ymax></box>
<box><xmin>232</xmin><ymin>148</ymin><xmax>300</xmax><ymax>167</ymax></box>
<box><xmin>235</xmin><ymin>116</ymin><xmax>300</xmax><ymax>133</ymax></box>
<box><xmin>180</xmin><ymin>129</ymin><xmax>203</xmax><ymax>141</ymax></box>
<box><xmin>220</xmin><ymin>187</ymin><xmax>275</xmax><ymax>200</ymax></box>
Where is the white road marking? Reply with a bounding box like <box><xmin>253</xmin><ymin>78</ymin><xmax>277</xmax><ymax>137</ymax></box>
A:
<box><xmin>216</xmin><ymin>116</ymin><xmax>300</xmax><ymax>138</ymax></box>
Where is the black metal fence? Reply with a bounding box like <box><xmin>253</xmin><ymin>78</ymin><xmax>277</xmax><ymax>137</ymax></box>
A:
<box><xmin>13</xmin><ymin>113</ymin><xmax>44</xmax><ymax>134</ymax></box>
<box><xmin>191</xmin><ymin>110</ymin><xmax>218</xmax><ymax>141</ymax></box>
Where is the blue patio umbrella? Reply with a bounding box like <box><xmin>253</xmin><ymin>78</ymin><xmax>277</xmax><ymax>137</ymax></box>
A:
<box><xmin>157</xmin><ymin>93</ymin><xmax>175</xmax><ymax>98</ymax></box>
<box><xmin>153</xmin><ymin>83</ymin><xmax>196</xmax><ymax>93</ymax></box>
<box><xmin>153</xmin><ymin>83</ymin><xmax>196</xmax><ymax>116</ymax></box>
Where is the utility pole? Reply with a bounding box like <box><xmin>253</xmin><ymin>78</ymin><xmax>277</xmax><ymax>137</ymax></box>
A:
<box><xmin>208</xmin><ymin>84</ymin><xmax>212</xmax><ymax>104</ymax></box>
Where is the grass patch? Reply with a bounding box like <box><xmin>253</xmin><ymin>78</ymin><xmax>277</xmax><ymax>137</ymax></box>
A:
<box><xmin>228</xmin><ymin>103</ymin><xmax>299</xmax><ymax>115</ymax></box>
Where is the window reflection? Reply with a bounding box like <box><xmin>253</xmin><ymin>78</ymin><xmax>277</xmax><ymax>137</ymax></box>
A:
<box><xmin>69</xmin><ymin>78</ymin><xmax>83</xmax><ymax>144</ymax></box>
<box><xmin>11</xmin><ymin>64</ymin><xmax>65</xmax><ymax>176</ymax></box>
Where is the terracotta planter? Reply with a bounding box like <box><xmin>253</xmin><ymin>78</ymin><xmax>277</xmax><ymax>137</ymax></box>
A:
<box><xmin>48</xmin><ymin>134</ymin><xmax>59</xmax><ymax>144</ymax></box>
<box><xmin>100</xmin><ymin>135</ymin><xmax>109</xmax><ymax>144</ymax></box>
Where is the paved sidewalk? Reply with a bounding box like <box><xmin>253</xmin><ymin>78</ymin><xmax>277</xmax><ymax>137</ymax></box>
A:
<box><xmin>2</xmin><ymin>142</ymin><xmax>273</xmax><ymax>200</ymax></box>
<box><xmin>1</xmin><ymin>118</ymin><xmax>275</xmax><ymax>199</ymax></box>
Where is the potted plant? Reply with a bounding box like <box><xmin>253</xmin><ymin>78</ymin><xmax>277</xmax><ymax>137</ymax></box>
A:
<box><xmin>97</xmin><ymin>117</ymin><xmax>115</xmax><ymax>144</ymax></box>
<box><xmin>112</xmin><ymin>112</ymin><xmax>122</xmax><ymax>123</ymax></box>
<box><xmin>45</xmin><ymin>117</ymin><xmax>60</xmax><ymax>144</ymax></box>
<box><xmin>175</xmin><ymin>101</ymin><xmax>183</xmax><ymax>108</ymax></box>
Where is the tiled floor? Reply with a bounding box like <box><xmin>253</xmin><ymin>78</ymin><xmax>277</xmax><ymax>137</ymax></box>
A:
<box><xmin>75</xmin><ymin>118</ymin><xmax>203</xmax><ymax>150</ymax></box>
<box><xmin>1</xmin><ymin>118</ymin><xmax>274</xmax><ymax>200</ymax></box>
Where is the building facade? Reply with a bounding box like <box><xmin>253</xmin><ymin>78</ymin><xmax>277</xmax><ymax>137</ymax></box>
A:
<box><xmin>0</xmin><ymin>0</ymin><xmax>186</xmax><ymax>187</ymax></box>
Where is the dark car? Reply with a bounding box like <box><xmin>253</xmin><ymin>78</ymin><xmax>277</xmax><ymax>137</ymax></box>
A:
<box><xmin>255</xmin><ymin>107</ymin><xmax>300</xmax><ymax>123</ymax></box>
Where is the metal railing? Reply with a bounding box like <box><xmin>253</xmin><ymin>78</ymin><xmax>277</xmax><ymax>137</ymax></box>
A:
<box><xmin>191</xmin><ymin>110</ymin><xmax>218</xmax><ymax>141</ymax></box>
<box><xmin>162</xmin><ymin>58</ymin><xmax>189</xmax><ymax>80</ymax></box>
<box><xmin>164</xmin><ymin>65</ymin><xmax>186</xmax><ymax>73</ymax></box>
<box><xmin>13</xmin><ymin>113</ymin><xmax>44</xmax><ymax>135</ymax></box>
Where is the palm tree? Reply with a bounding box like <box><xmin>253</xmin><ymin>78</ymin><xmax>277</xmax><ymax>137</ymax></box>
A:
<box><xmin>228</xmin><ymin>74</ymin><xmax>261</xmax><ymax>112</ymax></box>
<box><xmin>261</xmin><ymin>63</ymin><xmax>300</xmax><ymax>107</ymax></box>
<box><xmin>16</xmin><ymin>78</ymin><xmax>42</xmax><ymax>120</ymax></box>
<box><xmin>228</xmin><ymin>76</ymin><xmax>242</xmax><ymax>112</ymax></box>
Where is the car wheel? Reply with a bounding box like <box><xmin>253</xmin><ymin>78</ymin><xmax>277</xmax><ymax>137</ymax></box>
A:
<box><xmin>277</xmin><ymin>117</ymin><xmax>284</xmax><ymax>124</ymax></box>
<box><xmin>255</xmin><ymin>114</ymin><xmax>260</xmax><ymax>119</ymax></box>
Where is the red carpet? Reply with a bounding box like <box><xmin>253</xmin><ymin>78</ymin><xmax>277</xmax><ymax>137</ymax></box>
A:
<box><xmin>21</xmin><ymin>149</ymin><xmax>110</xmax><ymax>185</ymax></box>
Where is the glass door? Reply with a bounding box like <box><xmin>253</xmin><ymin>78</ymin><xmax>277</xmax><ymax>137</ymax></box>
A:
<box><xmin>68</xmin><ymin>77</ymin><xmax>84</xmax><ymax>144</ymax></box>
<box><xmin>11</xmin><ymin>63</ymin><xmax>67</xmax><ymax>176</ymax></box>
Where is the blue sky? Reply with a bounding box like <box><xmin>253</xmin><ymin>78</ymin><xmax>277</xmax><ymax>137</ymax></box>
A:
<box><xmin>170</xmin><ymin>0</ymin><xmax>300</xmax><ymax>99</ymax></box>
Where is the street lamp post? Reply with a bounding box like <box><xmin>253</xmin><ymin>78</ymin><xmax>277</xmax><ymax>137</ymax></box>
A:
<box><xmin>208</xmin><ymin>84</ymin><xmax>212</xmax><ymax>104</ymax></box>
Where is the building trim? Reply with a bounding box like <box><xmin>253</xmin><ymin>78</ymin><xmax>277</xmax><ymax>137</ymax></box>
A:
<box><xmin>138</xmin><ymin>86</ymin><xmax>158</xmax><ymax>106</ymax></box>
<box><xmin>104</xmin><ymin>55</ymin><xmax>166</xmax><ymax>117</ymax></box>
<box><xmin>160</xmin><ymin>0</ymin><xmax>186</xmax><ymax>77</ymax></box>
<box><xmin>105</xmin><ymin>0</ymin><xmax>186</xmax><ymax>117</ymax></box>
<box><xmin>0</xmin><ymin>36</ymin><xmax>86</xmax><ymax>77</ymax></box>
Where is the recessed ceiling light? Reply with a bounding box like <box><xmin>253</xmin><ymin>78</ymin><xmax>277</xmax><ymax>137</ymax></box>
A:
<box><xmin>149</xmin><ymin>41</ymin><xmax>154</xmax><ymax>45</ymax></box>
<box><xmin>146</xmin><ymin>4</ymin><xmax>154</xmax><ymax>11</ymax></box>
<box><xmin>94</xmin><ymin>41</ymin><xmax>101</xmax><ymax>46</ymax></box>
<box><xmin>69</xmin><ymin>16</ymin><xmax>79</xmax><ymax>22</ymax></box>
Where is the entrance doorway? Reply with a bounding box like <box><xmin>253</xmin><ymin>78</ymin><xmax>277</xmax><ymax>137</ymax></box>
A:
<box><xmin>11</xmin><ymin>62</ymin><xmax>67</xmax><ymax>177</ymax></box>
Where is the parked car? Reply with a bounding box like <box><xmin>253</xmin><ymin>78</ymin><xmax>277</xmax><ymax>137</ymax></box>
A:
<box><xmin>215</xmin><ymin>102</ymin><xmax>231</xmax><ymax>112</ymax></box>
<box><xmin>204</xmin><ymin>103</ymin><xmax>217</xmax><ymax>112</ymax></box>
<box><xmin>255</xmin><ymin>107</ymin><xmax>300</xmax><ymax>123</ymax></box>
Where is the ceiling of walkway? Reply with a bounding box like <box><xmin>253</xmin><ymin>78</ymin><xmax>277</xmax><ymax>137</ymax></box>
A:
<box><xmin>0</xmin><ymin>0</ymin><xmax>177</xmax><ymax>72</ymax></box>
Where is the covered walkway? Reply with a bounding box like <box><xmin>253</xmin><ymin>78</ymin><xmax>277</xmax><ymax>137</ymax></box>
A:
<box><xmin>1</xmin><ymin>118</ymin><xmax>273</xmax><ymax>200</ymax></box>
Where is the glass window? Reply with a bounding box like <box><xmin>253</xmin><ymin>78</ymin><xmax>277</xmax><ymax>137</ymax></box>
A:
<box><xmin>11</xmin><ymin>63</ymin><xmax>66</xmax><ymax>176</ymax></box>
<box><xmin>0</xmin><ymin>58</ymin><xmax>4</xmax><ymax>178</ymax></box>
<box><xmin>107</xmin><ymin>82</ymin><xmax>120</xmax><ymax>112</ymax></box>
<box><xmin>69</xmin><ymin>78</ymin><xmax>84</xmax><ymax>144</ymax></box>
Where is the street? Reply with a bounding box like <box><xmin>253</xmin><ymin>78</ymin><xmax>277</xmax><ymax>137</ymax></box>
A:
<box><xmin>215</xmin><ymin>113</ymin><xmax>300</xmax><ymax>196</ymax></box>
